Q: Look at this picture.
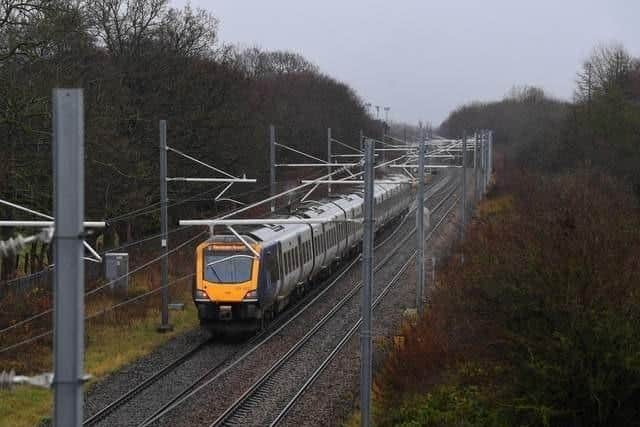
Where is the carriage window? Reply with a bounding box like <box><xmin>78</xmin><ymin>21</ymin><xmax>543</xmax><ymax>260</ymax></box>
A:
<box><xmin>284</xmin><ymin>252</ymin><xmax>288</xmax><ymax>274</ymax></box>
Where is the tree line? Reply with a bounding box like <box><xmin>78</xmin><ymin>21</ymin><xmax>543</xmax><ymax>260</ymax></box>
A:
<box><xmin>0</xmin><ymin>0</ymin><xmax>384</xmax><ymax>279</ymax></box>
<box><xmin>439</xmin><ymin>43</ymin><xmax>640</xmax><ymax>194</ymax></box>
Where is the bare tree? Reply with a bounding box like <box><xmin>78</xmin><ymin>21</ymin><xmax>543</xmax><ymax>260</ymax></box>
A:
<box><xmin>157</xmin><ymin>5</ymin><xmax>217</xmax><ymax>58</ymax></box>
<box><xmin>0</xmin><ymin>0</ymin><xmax>53</xmax><ymax>61</ymax></box>
<box><xmin>576</xmin><ymin>42</ymin><xmax>634</xmax><ymax>101</ymax></box>
<box><xmin>233</xmin><ymin>46</ymin><xmax>319</xmax><ymax>78</ymax></box>
<box><xmin>84</xmin><ymin>0</ymin><xmax>166</xmax><ymax>56</ymax></box>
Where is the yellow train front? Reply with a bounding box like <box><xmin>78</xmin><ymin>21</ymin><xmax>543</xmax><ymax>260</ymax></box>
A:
<box><xmin>193</xmin><ymin>236</ymin><xmax>272</xmax><ymax>333</ymax></box>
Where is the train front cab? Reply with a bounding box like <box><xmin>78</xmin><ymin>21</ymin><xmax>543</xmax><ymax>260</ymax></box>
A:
<box><xmin>193</xmin><ymin>240</ymin><xmax>280</xmax><ymax>332</ymax></box>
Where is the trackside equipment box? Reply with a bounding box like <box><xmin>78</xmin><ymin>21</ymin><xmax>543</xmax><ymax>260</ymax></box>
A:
<box><xmin>105</xmin><ymin>252</ymin><xmax>129</xmax><ymax>295</ymax></box>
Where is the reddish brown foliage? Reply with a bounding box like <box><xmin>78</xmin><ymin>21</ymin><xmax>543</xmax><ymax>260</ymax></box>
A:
<box><xmin>377</xmin><ymin>166</ymin><xmax>640</xmax><ymax>425</ymax></box>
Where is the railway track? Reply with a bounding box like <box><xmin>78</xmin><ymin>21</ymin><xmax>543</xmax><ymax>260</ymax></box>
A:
<box><xmin>84</xmin><ymin>173</ymin><xmax>457</xmax><ymax>427</ymax></box>
<box><xmin>138</xmin><ymin>176</ymin><xmax>460</xmax><ymax>427</ymax></box>
<box><xmin>209</xmin><ymin>181</ymin><xmax>460</xmax><ymax>427</ymax></box>
<box><xmin>270</xmin><ymin>192</ymin><xmax>460</xmax><ymax>426</ymax></box>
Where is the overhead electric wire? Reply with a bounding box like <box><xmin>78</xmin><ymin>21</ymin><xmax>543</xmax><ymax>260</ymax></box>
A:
<box><xmin>0</xmin><ymin>166</ymin><xmax>319</xmax><ymax>336</ymax></box>
<box><xmin>0</xmin><ymin>144</ymin><xmax>371</xmax><ymax>351</ymax></box>
<box><xmin>0</xmin><ymin>181</ymin><xmax>268</xmax><ymax>288</ymax></box>
<box><xmin>0</xmin><ymin>231</ymin><xmax>206</xmax><ymax>337</ymax></box>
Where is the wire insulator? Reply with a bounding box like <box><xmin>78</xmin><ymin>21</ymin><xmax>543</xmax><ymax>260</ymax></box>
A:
<box><xmin>0</xmin><ymin>228</ymin><xmax>52</xmax><ymax>258</ymax></box>
<box><xmin>0</xmin><ymin>370</ymin><xmax>15</xmax><ymax>389</ymax></box>
<box><xmin>0</xmin><ymin>235</ymin><xmax>28</xmax><ymax>258</ymax></box>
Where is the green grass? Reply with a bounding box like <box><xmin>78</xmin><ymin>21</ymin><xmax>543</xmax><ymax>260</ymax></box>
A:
<box><xmin>0</xmin><ymin>303</ymin><xmax>198</xmax><ymax>427</ymax></box>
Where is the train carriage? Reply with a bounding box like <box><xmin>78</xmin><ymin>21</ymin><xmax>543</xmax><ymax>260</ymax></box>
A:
<box><xmin>193</xmin><ymin>174</ymin><xmax>413</xmax><ymax>333</ymax></box>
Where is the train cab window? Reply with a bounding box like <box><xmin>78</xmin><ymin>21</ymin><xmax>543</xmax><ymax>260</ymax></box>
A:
<box><xmin>203</xmin><ymin>248</ymin><xmax>254</xmax><ymax>284</ymax></box>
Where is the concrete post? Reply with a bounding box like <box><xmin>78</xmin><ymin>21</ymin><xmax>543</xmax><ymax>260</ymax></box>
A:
<box><xmin>52</xmin><ymin>88</ymin><xmax>85</xmax><ymax>427</ymax></box>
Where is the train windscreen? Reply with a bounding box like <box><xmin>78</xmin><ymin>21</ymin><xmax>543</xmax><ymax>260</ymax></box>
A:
<box><xmin>204</xmin><ymin>249</ymin><xmax>254</xmax><ymax>284</ymax></box>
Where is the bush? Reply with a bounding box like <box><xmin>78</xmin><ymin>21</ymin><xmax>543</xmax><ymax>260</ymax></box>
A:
<box><xmin>376</xmin><ymin>168</ymin><xmax>640</xmax><ymax>427</ymax></box>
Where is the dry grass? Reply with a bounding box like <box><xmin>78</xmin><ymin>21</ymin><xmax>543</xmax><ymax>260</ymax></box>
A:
<box><xmin>0</xmin><ymin>230</ymin><xmax>202</xmax><ymax>426</ymax></box>
<box><xmin>0</xmin><ymin>298</ymin><xmax>198</xmax><ymax>427</ymax></box>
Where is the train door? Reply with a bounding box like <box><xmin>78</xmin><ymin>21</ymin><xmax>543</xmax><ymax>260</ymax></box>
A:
<box><xmin>258</xmin><ymin>242</ymin><xmax>281</xmax><ymax>311</ymax></box>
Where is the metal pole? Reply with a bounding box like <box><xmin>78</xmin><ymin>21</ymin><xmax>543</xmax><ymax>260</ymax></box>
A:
<box><xmin>158</xmin><ymin>120</ymin><xmax>172</xmax><ymax>332</ymax></box>
<box><xmin>416</xmin><ymin>139</ymin><xmax>425</xmax><ymax>316</ymax></box>
<box><xmin>490</xmin><ymin>131</ymin><xmax>493</xmax><ymax>184</ymax></box>
<box><xmin>359</xmin><ymin>129</ymin><xmax>364</xmax><ymax>152</ymax></box>
<box><xmin>482</xmin><ymin>132</ymin><xmax>487</xmax><ymax>195</ymax></box>
<box><xmin>488</xmin><ymin>131</ymin><xmax>493</xmax><ymax>189</ymax></box>
<box><xmin>270</xmin><ymin>125</ymin><xmax>276</xmax><ymax>213</ymax></box>
<box><xmin>360</xmin><ymin>139</ymin><xmax>374</xmax><ymax>427</ymax></box>
<box><xmin>474</xmin><ymin>133</ymin><xmax>479</xmax><ymax>202</ymax></box>
<box><xmin>461</xmin><ymin>132</ymin><xmax>467</xmax><ymax>240</ymax></box>
<box><xmin>327</xmin><ymin>128</ymin><xmax>332</xmax><ymax>195</ymax></box>
<box><xmin>53</xmin><ymin>88</ymin><xmax>84</xmax><ymax>427</ymax></box>
<box><xmin>432</xmin><ymin>257</ymin><xmax>436</xmax><ymax>288</ymax></box>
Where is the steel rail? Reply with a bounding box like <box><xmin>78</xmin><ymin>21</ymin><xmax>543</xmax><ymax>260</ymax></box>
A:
<box><xmin>82</xmin><ymin>340</ymin><xmax>211</xmax><ymax>425</ymax></box>
<box><xmin>137</xmin><ymin>173</ymin><xmax>457</xmax><ymax>427</ymax></box>
<box><xmin>270</xmin><ymin>192</ymin><xmax>460</xmax><ymax>426</ymax></box>
<box><xmin>209</xmin><ymin>181</ymin><xmax>460</xmax><ymax>427</ymax></box>
<box><xmin>97</xmin><ymin>175</ymin><xmax>448</xmax><ymax>427</ymax></box>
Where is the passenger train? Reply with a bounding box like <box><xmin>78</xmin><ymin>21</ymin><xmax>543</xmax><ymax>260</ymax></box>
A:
<box><xmin>192</xmin><ymin>174</ymin><xmax>413</xmax><ymax>333</ymax></box>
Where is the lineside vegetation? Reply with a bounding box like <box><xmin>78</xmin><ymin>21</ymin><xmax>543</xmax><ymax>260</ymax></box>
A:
<box><xmin>373</xmin><ymin>43</ymin><xmax>640</xmax><ymax>427</ymax></box>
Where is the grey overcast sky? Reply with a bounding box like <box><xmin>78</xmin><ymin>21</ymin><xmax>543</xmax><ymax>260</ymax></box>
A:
<box><xmin>172</xmin><ymin>0</ymin><xmax>640</xmax><ymax>125</ymax></box>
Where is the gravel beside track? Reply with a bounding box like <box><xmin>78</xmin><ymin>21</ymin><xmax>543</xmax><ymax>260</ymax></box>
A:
<box><xmin>147</xmin><ymin>173</ymin><xmax>460</xmax><ymax>427</ymax></box>
<box><xmin>81</xmin><ymin>172</ymin><xmax>457</xmax><ymax>427</ymax></box>
<box><xmin>279</xmin><ymin>182</ymin><xmax>465</xmax><ymax>427</ymax></box>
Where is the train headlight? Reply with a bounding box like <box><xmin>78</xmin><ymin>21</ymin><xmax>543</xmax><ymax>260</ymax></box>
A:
<box><xmin>243</xmin><ymin>290</ymin><xmax>258</xmax><ymax>301</ymax></box>
<box><xmin>194</xmin><ymin>289</ymin><xmax>210</xmax><ymax>301</ymax></box>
